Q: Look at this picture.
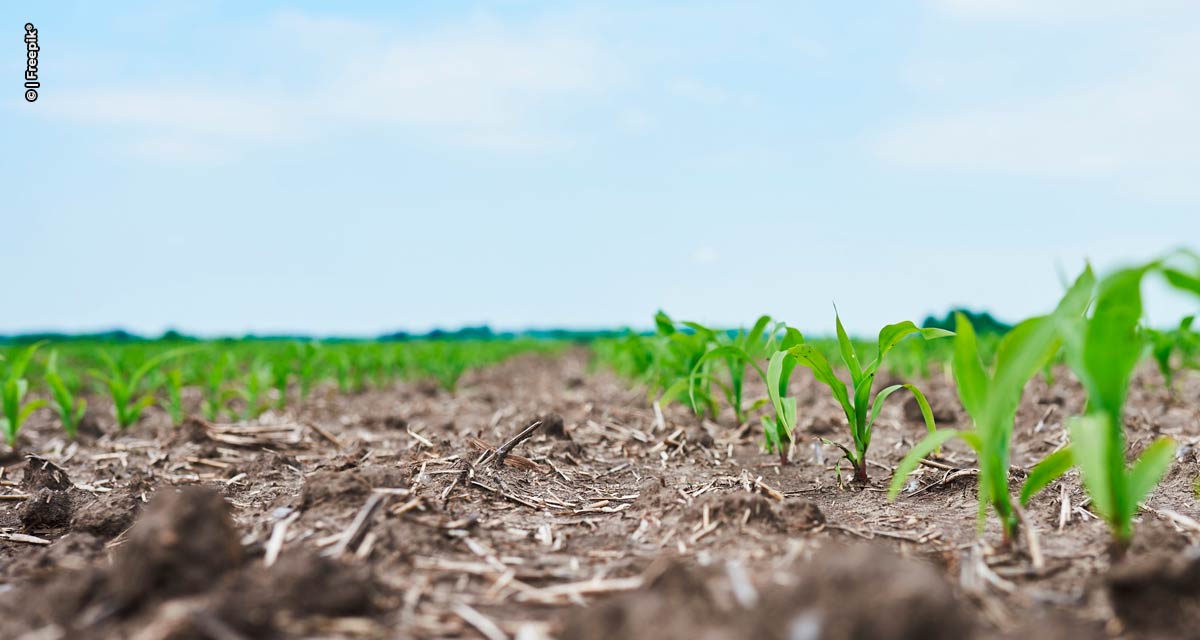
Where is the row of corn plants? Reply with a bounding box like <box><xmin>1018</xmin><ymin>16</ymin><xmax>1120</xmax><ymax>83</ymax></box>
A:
<box><xmin>0</xmin><ymin>339</ymin><xmax>558</xmax><ymax>448</ymax></box>
<box><xmin>597</xmin><ymin>250</ymin><xmax>1200</xmax><ymax>554</ymax></box>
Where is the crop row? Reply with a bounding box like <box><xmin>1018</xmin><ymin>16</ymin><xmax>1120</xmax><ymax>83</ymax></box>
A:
<box><xmin>0</xmin><ymin>339</ymin><xmax>558</xmax><ymax>446</ymax></box>
<box><xmin>597</xmin><ymin>250</ymin><xmax>1200</xmax><ymax>556</ymax></box>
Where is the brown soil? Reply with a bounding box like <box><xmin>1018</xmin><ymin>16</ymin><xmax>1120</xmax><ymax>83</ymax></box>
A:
<box><xmin>0</xmin><ymin>349</ymin><xmax>1198</xmax><ymax>639</ymax></box>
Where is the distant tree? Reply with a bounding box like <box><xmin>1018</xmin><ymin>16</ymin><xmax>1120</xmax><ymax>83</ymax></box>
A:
<box><xmin>922</xmin><ymin>308</ymin><xmax>1012</xmax><ymax>335</ymax></box>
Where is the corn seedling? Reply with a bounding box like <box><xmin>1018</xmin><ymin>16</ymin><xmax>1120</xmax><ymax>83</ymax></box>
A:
<box><xmin>685</xmin><ymin>316</ymin><xmax>789</xmax><ymax>426</ymax></box>
<box><xmin>296</xmin><ymin>342</ymin><xmax>322</xmax><ymax>402</ymax></box>
<box><xmin>269</xmin><ymin>354</ymin><xmax>291</xmax><ymax>410</ymax></box>
<box><xmin>772</xmin><ymin>313</ymin><xmax>950</xmax><ymax>482</ymax></box>
<box><xmin>165</xmin><ymin>368</ymin><xmax>185</xmax><ymax>425</ymax></box>
<box><xmin>423</xmin><ymin>343</ymin><xmax>470</xmax><ymax>393</ymax></box>
<box><xmin>91</xmin><ymin>348</ymin><xmax>187</xmax><ymax>429</ymax></box>
<box><xmin>760</xmin><ymin>327</ymin><xmax>805</xmax><ymax>463</ymax></box>
<box><xmin>239</xmin><ymin>359</ymin><xmax>272</xmax><ymax>420</ymax></box>
<box><xmin>1021</xmin><ymin>261</ymin><xmax>1200</xmax><ymax>555</ymax></box>
<box><xmin>1</xmin><ymin>342</ymin><xmax>47</xmax><ymax>448</ymax></box>
<box><xmin>203</xmin><ymin>352</ymin><xmax>239</xmax><ymax>421</ymax></box>
<box><xmin>890</xmin><ymin>269</ymin><xmax>1095</xmax><ymax>544</ymax></box>
<box><xmin>46</xmin><ymin>350</ymin><xmax>87</xmax><ymax>438</ymax></box>
<box><xmin>651</xmin><ymin>312</ymin><xmax>720</xmax><ymax>419</ymax></box>
<box><xmin>1147</xmin><ymin>315</ymin><xmax>1197</xmax><ymax>393</ymax></box>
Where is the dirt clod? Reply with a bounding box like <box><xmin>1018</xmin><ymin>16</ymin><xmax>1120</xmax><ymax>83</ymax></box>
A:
<box><xmin>216</xmin><ymin>550</ymin><xmax>377</xmax><ymax>635</ymax></box>
<box><xmin>109</xmin><ymin>486</ymin><xmax>243</xmax><ymax>612</ymax></box>
<box><xmin>178</xmin><ymin>415</ymin><xmax>210</xmax><ymax>442</ymax></box>
<box><xmin>22</xmin><ymin>455</ymin><xmax>73</xmax><ymax>491</ymax></box>
<box><xmin>540</xmin><ymin>412</ymin><xmax>568</xmax><ymax>438</ymax></box>
<box><xmin>564</xmin><ymin>545</ymin><xmax>970</xmax><ymax>640</ymax></box>
<box><xmin>72</xmin><ymin>487</ymin><xmax>146</xmax><ymax>540</ymax></box>
<box><xmin>302</xmin><ymin>470</ymin><xmax>370</xmax><ymax>508</ymax></box>
<box><xmin>774</xmin><ymin>544</ymin><xmax>973</xmax><ymax>640</ymax></box>
<box><xmin>20</xmin><ymin>488</ymin><xmax>74</xmax><ymax>530</ymax></box>
<box><xmin>694</xmin><ymin>493</ymin><xmax>823</xmax><ymax>533</ymax></box>
<box><xmin>302</xmin><ymin>466</ymin><xmax>406</xmax><ymax>508</ymax></box>
<box><xmin>1108</xmin><ymin>547</ymin><xmax>1200</xmax><ymax>635</ymax></box>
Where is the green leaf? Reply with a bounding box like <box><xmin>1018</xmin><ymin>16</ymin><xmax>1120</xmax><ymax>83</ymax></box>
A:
<box><xmin>761</xmin><ymin>416</ymin><xmax>780</xmax><ymax>451</ymax></box>
<box><xmin>654</xmin><ymin>311</ymin><xmax>676</xmax><ymax>336</ymax></box>
<box><xmin>18</xmin><ymin>399</ymin><xmax>46</xmax><ymax>423</ymax></box>
<box><xmin>888</xmin><ymin>429</ymin><xmax>966</xmax><ymax>500</ymax></box>
<box><xmin>820</xmin><ymin>437</ymin><xmax>857</xmax><ymax>466</ymax></box>
<box><xmin>1163</xmin><ymin>268</ymin><xmax>1200</xmax><ymax>298</ymax></box>
<box><xmin>951</xmin><ymin>313</ymin><xmax>989</xmax><ymax>421</ymax></box>
<box><xmin>1081</xmin><ymin>266</ymin><xmax>1148</xmax><ymax>422</ymax></box>
<box><xmin>691</xmin><ymin>346</ymin><xmax>767</xmax><ymax>398</ymax></box>
<box><xmin>835</xmin><ymin>310</ymin><xmax>862</xmax><ymax>383</ymax></box>
<box><xmin>8</xmin><ymin>341</ymin><xmax>46</xmax><ymax>379</ymax></box>
<box><xmin>986</xmin><ymin>315</ymin><xmax>1061</xmax><ymax>437</ymax></box>
<box><xmin>766</xmin><ymin>351</ymin><xmax>799</xmax><ymax>435</ymax></box>
<box><xmin>744</xmin><ymin>315</ymin><xmax>773</xmax><ymax>353</ymax></box>
<box><xmin>867</xmin><ymin>322</ymin><xmax>952</xmax><ymax>377</ymax></box>
<box><xmin>787</xmin><ymin>344</ymin><xmax>854</xmax><ymax>428</ymax></box>
<box><xmin>1020</xmin><ymin>446</ymin><xmax>1074</xmax><ymax>505</ymax></box>
<box><xmin>681</xmin><ymin>321</ymin><xmax>718</xmax><ymax>342</ymax></box>
<box><xmin>1124</xmin><ymin>437</ymin><xmax>1176</xmax><ymax>520</ymax></box>
<box><xmin>869</xmin><ymin>383</ymin><xmax>937</xmax><ymax>437</ymax></box>
<box><xmin>1069</xmin><ymin>415</ymin><xmax>1114</xmax><ymax>519</ymax></box>
<box><xmin>779</xmin><ymin>327</ymin><xmax>804</xmax><ymax>351</ymax></box>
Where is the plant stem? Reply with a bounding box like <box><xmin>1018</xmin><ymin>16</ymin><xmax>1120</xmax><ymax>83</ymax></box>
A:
<box><xmin>852</xmin><ymin>462</ymin><xmax>870</xmax><ymax>484</ymax></box>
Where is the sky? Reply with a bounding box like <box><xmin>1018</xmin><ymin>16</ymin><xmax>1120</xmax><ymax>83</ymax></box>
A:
<box><xmin>3</xmin><ymin>1</ymin><xmax>1199</xmax><ymax>337</ymax></box>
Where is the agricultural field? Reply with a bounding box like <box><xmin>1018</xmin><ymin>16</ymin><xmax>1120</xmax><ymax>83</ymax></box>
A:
<box><xmin>0</xmin><ymin>254</ymin><xmax>1198</xmax><ymax>638</ymax></box>
<box><xmin>11</xmin><ymin>4</ymin><xmax>1200</xmax><ymax>638</ymax></box>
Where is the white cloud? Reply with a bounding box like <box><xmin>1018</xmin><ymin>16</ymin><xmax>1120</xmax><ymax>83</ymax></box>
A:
<box><xmin>48</xmin><ymin>87</ymin><xmax>298</xmax><ymax>139</ymax></box>
<box><xmin>41</xmin><ymin>11</ymin><xmax>616</xmax><ymax>162</ymax></box>
<box><xmin>326</xmin><ymin>22</ymin><xmax>610</xmax><ymax>137</ymax></box>
<box><xmin>874</xmin><ymin>36</ymin><xmax>1200</xmax><ymax>199</ymax></box>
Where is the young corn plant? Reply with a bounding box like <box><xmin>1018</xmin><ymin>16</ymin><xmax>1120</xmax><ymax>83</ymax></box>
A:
<box><xmin>686</xmin><ymin>315</ymin><xmax>787</xmax><ymax>426</ymax></box>
<box><xmin>760</xmin><ymin>327</ymin><xmax>805</xmax><ymax>464</ymax></box>
<box><xmin>270</xmin><ymin>355</ymin><xmax>291</xmax><ymax>411</ymax></box>
<box><xmin>424</xmin><ymin>343</ymin><xmax>470</xmax><ymax>393</ymax></box>
<box><xmin>46</xmin><ymin>350</ymin><xmax>87</xmax><ymax>439</ymax></box>
<box><xmin>1146</xmin><ymin>315</ymin><xmax>1197</xmax><ymax>393</ymax></box>
<box><xmin>889</xmin><ymin>268</ymin><xmax>1095</xmax><ymax>544</ymax></box>
<box><xmin>652</xmin><ymin>312</ymin><xmax>720</xmax><ymax>419</ymax></box>
<box><xmin>296</xmin><ymin>342</ymin><xmax>322</xmax><ymax>402</ymax></box>
<box><xmin>1022</xmin><ymin>261</ymin><xmax>1200</xmax><ymax>555</ymax></box>
<box><xmin>203</xmin><ymin>352</ymin><xmax>238</xmax><ymax>421</ymax></box>
<box><xmin>91</xmin><ymin>349</ymin><xmax>186</xmax><ymax>429</ymax></box>
<box><xmin>165</xmin><ymin>368</ymin><xmax>185</xmax><ymax>425</ymax></box>
<box><xmin>1</xmin><ymin>342</ymin><xmax>47</xmax><ymax>448</ymax></box>
<box><xmin>771</xmin><ymin>313</ymin><xmax>951</xmax><ymax>482</ymax></box>
<box><xmin>238</xmin><ymin>359</ymin><xmax>272</xmax><ymax>420</ymax></box>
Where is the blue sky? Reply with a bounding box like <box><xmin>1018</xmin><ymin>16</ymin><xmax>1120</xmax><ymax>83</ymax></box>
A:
<box><xmin>3</xmin><ymin>1</ymin><xmax>1198</xmax><ymax>337</ymax></box>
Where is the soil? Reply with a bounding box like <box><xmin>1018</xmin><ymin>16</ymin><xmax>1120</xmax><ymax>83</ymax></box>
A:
<box><xmin>0</xmin><ymin>349</ymin><xmax>1198</xmax><ymax>638</ymax></box>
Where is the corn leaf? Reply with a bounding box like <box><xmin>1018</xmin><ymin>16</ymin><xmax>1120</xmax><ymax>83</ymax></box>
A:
<box><xmin>787</xmin><ymin>344</ymin><xmax>854</xmax><ymax>428</ymax></box>
<box><xmin>951</xmin><ymin>313</ymin><xmax>989</xmax><ymax>420</ymax></box>
<box><xmin>1069</xmin><ymin>415</ymin><xmax>1114</xmax><ymax>519</ymax></box>
<box><xmin>1124</xmin><ymin>437</ymin><xmax>1176</xmax><ymax>520</ymax></box>
<box><xmin>835</xmin><ymin>311</ymin><xmax>862</xmax><ymax>382</ymax></box>
<box><xmin>869</xmin><ymin>383</ymin><xmax>936</xmax><ymax>436</ymax></box>
<box><xmin>1019</xmin><ymin>446</ymin><xmax>1074</xmax><ymax>505</ymax></box>
<box><xmin>888</xmin><ymin>428</ymin><xmax>968</xmax><ymax>500</ymax></box>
